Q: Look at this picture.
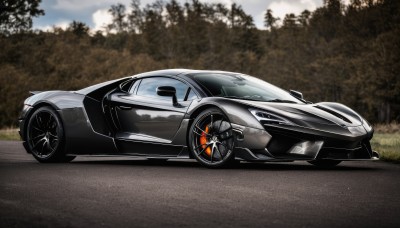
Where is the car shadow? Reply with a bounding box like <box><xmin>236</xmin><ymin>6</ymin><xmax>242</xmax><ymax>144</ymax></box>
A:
<box><xmin>70</xmin><ymin>158</ymin><xmax>380</xmax><ymax>171</ymax></box>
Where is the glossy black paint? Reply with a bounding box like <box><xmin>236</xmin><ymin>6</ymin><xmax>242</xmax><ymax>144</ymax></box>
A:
<box><xmin>19</xmin><ymin>69</ymin><xmax>378</xmax><ymax>162</ymax></box>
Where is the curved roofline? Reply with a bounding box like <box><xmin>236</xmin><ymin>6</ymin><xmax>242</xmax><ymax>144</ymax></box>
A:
<box><xmin>78</xmin><ymin>69</ymin><xmax>246</xmax><ymax>96</ymax></box>
<box><xmin>131</xmin><ymin>69</ymin><xmax>243</xmax><ymax>79</ymax></box>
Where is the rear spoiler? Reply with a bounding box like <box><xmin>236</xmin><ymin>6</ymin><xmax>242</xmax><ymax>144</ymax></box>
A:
<box><xmin>29</xmin><ymin>91</ymin><xmax>42</xmax><ymax>96</ymax></box>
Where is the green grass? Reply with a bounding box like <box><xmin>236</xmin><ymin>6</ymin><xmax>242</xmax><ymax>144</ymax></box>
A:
<box><xmin>0</xmin><ymin>128</ymin><xmax>20</xmax><ymax>141</ymax></box>
<box><xmin>371</xmin><ymin>133</ymin><xmax>400</xmax><ymax>163</ymax></box>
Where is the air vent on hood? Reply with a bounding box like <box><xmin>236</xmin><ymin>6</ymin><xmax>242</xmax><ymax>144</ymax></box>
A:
<box><xmin>314</xmin><ymin>105</ymin><xmax>352</xmax><ymax>124</ymax></box>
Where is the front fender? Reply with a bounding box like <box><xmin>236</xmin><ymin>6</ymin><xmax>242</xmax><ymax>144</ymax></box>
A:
<box><xmin>186</xmin><ymin>97</ymin><xmax>264</xmax><ymax>130</ymax></box>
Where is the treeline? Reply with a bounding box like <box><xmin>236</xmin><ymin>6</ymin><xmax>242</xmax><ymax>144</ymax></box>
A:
<box><xmin>0</xmin><ymin>0</ymin><xmax>399</xmax><ymax>127</ymax></box>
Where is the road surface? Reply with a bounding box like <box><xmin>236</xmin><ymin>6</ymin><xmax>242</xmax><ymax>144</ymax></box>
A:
<box><xmin>1</xmin><ymin>140</ymin><xmax>400</xmax><ymax>227</ymax></box>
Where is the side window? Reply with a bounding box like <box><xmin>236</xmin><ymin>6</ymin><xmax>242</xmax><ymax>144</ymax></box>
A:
<box><xmin>120</xmin><ymin>79</ymin><xmax>134</xmax><ymax>92</ymax></box>
<box><xmin>186</xmin><ymin>89</ymin><xmax>198</xmax><ymax>101</ymax></box>
<box><xmin>128</xmin><ymin>80</ymin><xmax>141</xmax><ymax>94</ymax></box>
<box><xmin>136</xmin><ymin>77</ymin><xmax>189</xmax><ymax>102</ymax></box>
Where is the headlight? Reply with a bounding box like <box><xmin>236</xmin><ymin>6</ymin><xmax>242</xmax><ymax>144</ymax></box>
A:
<box><xmin>249</xmin><ymin>109</ymin><xmax>295</xmax><ymax>126</ymax></box>
<box><xmin>362</xmin><ymin>118</ymin><xmax>373</xmax><ymax>132</ymax></box>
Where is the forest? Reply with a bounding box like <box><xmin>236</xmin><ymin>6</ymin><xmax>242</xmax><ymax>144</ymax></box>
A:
<box><xmin>0</xmin><ymin>0</ymin><xmax>399</xmax><ymax>128</ymax></box>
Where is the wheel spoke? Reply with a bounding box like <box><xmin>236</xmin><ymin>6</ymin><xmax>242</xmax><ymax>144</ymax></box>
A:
<box><xmin>197</xmin><ymin>144</ymin><xmax>211</xmax><ymax>156</ymax></box>
<box><xmin>40</xmin><ymin>140</ymin><xmax>47</xmax><ymax>155</ymax></box>
<box><xmin>32</xmin><ymin>138</ymin><xmax>45</xmax><ymax>149</ymax></box>
<box><xmin>210</xmin><ymin>114</ymin><xmax>213</xmax><ymax>132</ymax></box>
<box><xmin>49</xmin><ymin>137</ymin><xmax>58</xmax><ymax>146</ymax></box>
<box><xmin>210</xmin><ymin>144</ymin><xmax>215</xmax><ymax>163</ymax></box>
<box><xmin>193</xmin><ymin>129</ymin><xmax>210</xmax><ymax>137</ymax></box>
<box><xmin>195</xmin><ymin>125</ymin><xmax>212</xmax><ymax>137</ymax></box>
<box><xmin>47</xmin><ymin>114</ymin><xmax>54</xmax><ymax>129</ymax></box>
<box><xmin>48</xmin><ymin>141</ymin><xmax>55</xmax><ymax>152</ymax></box>
<box><xmin>33</xmin><ymin>126</ymin><xmax>44</xmax><ymax>133</ymax></box>
<box><xmin>217</xmin><ymin>119</ymin><xmax>224</xmax><ymax>133</ymax></box>
<box><xmin>194</xmin><ymin>143</ymin><xmax>210</xmax><ymax>151</ymax></box>
<box><xmin>31</xmin><ymin>133</ymin><xmax>45</xmax><ymax>141</ymax></box>
<box><xmin>215</xmin><ymin>145</ymin><xmax>224</xmax><ymax>160</ymax></box>
<box><xmin>48</xmin><ymin>132</ymin><xmax>58</xmax><ymax>139</ymax></box>
<box><xmin>35</xmin><ymin>114</ymin><xmax>43</xmax><ymax>127</ymax></box>
<box><xmin>216</xmin><ymin>141</ymin><xmax>227</xmax><ymax>149</ymax></box>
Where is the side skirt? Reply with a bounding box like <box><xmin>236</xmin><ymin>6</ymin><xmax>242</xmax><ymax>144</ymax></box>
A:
<box><xmin>115</xmin><ymin>138</ymin><xmax>187</xmax><ymax>157</ymax></box>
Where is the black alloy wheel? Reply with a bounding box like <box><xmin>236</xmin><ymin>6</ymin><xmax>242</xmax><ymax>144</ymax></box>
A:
<box><xmin>189</xmin><ymin>108</ymin><xmax>235</xmax><ymax>168</ymax></box>
<box><xmin>26</xmin><ymin>106</ymin><xmax>75</xmax><ymax>163</ymax></box>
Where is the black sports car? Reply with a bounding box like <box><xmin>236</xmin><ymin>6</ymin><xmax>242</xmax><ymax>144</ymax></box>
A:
<box><xmin>19</xmin><ymin>69</ymin><xmax>379</xmax><ymax>168</ymax></box>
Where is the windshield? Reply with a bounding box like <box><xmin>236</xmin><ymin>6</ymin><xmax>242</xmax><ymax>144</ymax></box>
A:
<box><xmin>188</xmin><ymin>73</ymin><xmax>303</xmax><ymax>103</ymax></box>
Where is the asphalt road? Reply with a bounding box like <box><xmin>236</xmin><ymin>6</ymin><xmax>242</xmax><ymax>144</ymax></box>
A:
<box><xmin>1</xmin><ymin>140</ymin><xmax>400</xmax><ymax>228</ymax></box>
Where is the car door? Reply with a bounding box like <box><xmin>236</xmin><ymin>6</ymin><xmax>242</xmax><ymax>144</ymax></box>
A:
<box><xmin>109</xmin><ymin>76</ymin><xmax>197</xmax><ymax>156</ymax></box>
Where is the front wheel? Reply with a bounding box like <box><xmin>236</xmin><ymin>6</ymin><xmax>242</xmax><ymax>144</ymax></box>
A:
<box><xmin>26</xmin><ymin>106</ymin><xmax>75</xmax><ymax>163</ymax></box>
<box><xmin>189</xmin><ymin>108</ymin><xmax>235</xmax><ymax>168</ymax></box>
<box><xmin>308</xmin><ymin>160</ymin><xmax>341</xmax><ymax>168</ymax></box>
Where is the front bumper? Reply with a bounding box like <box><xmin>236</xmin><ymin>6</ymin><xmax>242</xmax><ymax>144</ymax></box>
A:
<box><xmin>232</xmin><ymin>124</ymin><xmax>378</xmax><ymax>161</ymax></box>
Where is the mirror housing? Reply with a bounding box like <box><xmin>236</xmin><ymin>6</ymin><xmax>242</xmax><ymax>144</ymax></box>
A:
<box><xmin>157</xmin><ymin>86</ymin><xmax>178</xmax><ymax>106</ymax></box>
<box><xmin>289</xmin><ymin>90</ymin><xmax>303</xmax><ymax>100</ymax></box>
<box><xmin>157</xmin><ymin>86</ymin><xmax>176</xmax><ymax>97</ymax></box>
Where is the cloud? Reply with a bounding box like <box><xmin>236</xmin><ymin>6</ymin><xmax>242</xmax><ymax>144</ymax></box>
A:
<box><xmin>34</xmin><ymin>0</ymin><xmax>326</xmax><ymax>31</ymax></box>
<box><xmin>35</xmin><ymin>20</ymin><xmax>70</xmax><ymax>31</ymax></box>
<box><xmin>200</xmin><ymin>0</ymin><xmax>233</xmax><ymax>5</ymax></box>
<box><xmin>92</xmin><ymin>9</ymin><xmax>113</xmax><ymax>32</ymax></box>
<box><xmin>267</xmin><ymin>0</ymin><xmax>319</xmax><ymax>21</ymax></box>
<box><xmin>53</xmin><ymin>0</ymin><xmax>131</xmax><ymax>11</ymax></box>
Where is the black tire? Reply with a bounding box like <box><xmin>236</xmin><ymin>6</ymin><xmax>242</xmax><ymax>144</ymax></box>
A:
<box><xmin>189</xmin><ymin>108</ymin><xmax>235</xmax><ymax>168</ymax></box>
<box><xmin>308</xmin><ymin>160</ymin><xmax>341</xmax><ymax>168</ymax></box>
<box><xmin>26</xmin><ymin>106</ymin><xmax>75</xmax><ymax>163</ymax></box>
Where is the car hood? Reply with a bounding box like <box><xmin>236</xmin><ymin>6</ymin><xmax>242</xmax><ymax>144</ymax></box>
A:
<box><xmin>235</xmin><ymin>99</ymin><xmax>364</xmax><ymax>128</ymax></box>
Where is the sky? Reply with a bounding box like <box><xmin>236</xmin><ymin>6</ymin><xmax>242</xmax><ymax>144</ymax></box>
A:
<box><xmin>33</xmin><ymin>0</ymin><xmax>326</xmax><ymax>31</ymax></box>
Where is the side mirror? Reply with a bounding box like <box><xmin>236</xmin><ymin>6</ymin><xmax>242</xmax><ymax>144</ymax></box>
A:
<box><xmin>157</xmin><ymin>86</ymin><xmax>178</xmax><ymax>106</ymax></box>
<box><xmin>157</xmin><ymin>86</ymin><xmax>176</xmax><ymax>96</ymax></box>
<box><xmin>289</xmin><ymin>90</ymin><xmax>303</xmax><ymax>100</ymax></box>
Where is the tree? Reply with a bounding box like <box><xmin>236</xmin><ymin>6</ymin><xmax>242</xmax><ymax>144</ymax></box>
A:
<box><xmin>142</xmin><ymin>0</ymin><xmax>167</xmax><ymax>59</ymax></box>
<box><xmin>67</xmin><ymin>21</ymin><xmax>89</xmax><ymax>37</ymax></box>
<box><xmin>283</xmin><ymin>13</ymin><xmax>298</xmax><ymax>28</ymax></box>
<box><xmin>0</xmin><ymin>0</ymin><xmax>44</xmax><ymax>34</ymax></box>
<box><xmin>166</xmin><ymin>0</ymin><xmax>184</xmax><ymax>25</ymax></box>
<box><xmin>298</xmin><ymin>10</ymin><xmax>311</xmax><ymax>27</ymax></box>
<box><xmin>264</xmin><ymin>9</ymin><xmax>279</xmax><ymax>30</ymax></box>
<box><xmin>108</xmin><ymin>3</ymin><xmax>128</xmax><ymax>33</ymax></box>
<box><xmin>309</xmin><ymin>0</ymin><xmax>344</xmax><ymax>41</ymax></box>
<box><xmin>128</xmin><ymin>0</ymin><xmax>143</xmax><ymax>33</ymax></box>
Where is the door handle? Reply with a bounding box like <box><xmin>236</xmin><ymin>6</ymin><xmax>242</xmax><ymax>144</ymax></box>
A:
<box><xmin>118</xmin><ymin>106</ymin><xmax>132</xmax><ymax>110</ymax></box>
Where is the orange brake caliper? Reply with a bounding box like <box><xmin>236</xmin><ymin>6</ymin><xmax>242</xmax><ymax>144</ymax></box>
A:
<box><xmin>200</xmin><ymin>125</ymin><xmax>211</xmax><ymax>156</ymax></box>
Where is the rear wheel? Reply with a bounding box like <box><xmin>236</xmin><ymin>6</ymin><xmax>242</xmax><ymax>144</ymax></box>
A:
<box><xmin>189</xmin><ymin>108</ymin><xmax>235</xmax><ymax>168</ymax></box>
<box><xmin>308</xmin><ymin>160</ymin><xmax>341</xmax><ymax>168</ymax></box>
<box><xmin>26</xmin><ymin>106</ymin><xmax>75</xmax><ymax>163</ymax></box>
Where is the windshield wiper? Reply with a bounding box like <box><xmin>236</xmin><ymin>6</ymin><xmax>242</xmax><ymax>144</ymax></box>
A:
<box><xmin>267</xmin><ymin>99</ymin><xmax>298</xmax><ymax>104</ymax></box>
